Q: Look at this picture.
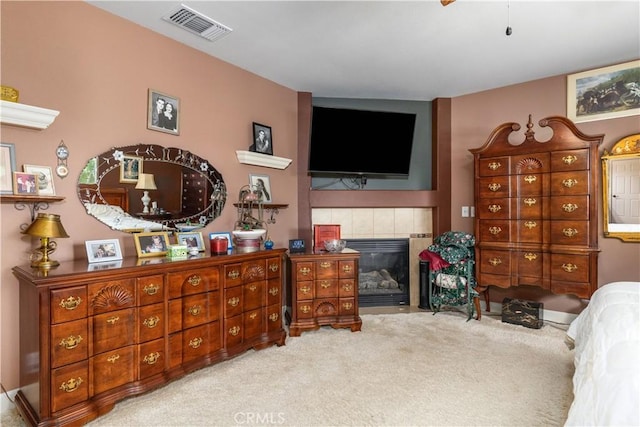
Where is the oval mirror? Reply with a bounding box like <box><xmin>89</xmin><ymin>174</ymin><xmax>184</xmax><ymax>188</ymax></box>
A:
<box><xmin>602</xmin><ymin>133</ymin><xmax>640</xmax><ymax>242</ymax></box>
<box><xmin>77</xmin><ymin>143</ymin><xmax>226</xmax><ymax>233</ymax></box>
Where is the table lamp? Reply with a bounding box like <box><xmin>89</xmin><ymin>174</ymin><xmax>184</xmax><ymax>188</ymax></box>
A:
<box><xmin>135</xmin><ymin>173</ymin><xmax>157</xmax><ymax>214</ymax></box>
<box><xmin>22</xmin><ymin>213</ymin><xmax>69</xmax><ymax>268</ymax></box>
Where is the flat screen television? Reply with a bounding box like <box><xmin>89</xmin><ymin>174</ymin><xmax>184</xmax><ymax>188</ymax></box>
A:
<box><xmin>308</xmin><ymin>106</ymin><xmax>417</xmax><ymax>178</ymax></box>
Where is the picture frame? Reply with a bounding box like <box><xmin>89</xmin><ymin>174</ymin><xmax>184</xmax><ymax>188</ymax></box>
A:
<box><xmin>567</xmin><ymin>60</ymin><xmax>640</xmax><ymax>123</ymax></box>
<box><xmin>0</xmin><ymin>142</ymin><xmax>17</xmax><ymax>194</ymax></box>
<box><xmin>250</xmin><ymin>122</ymin><xmax>273</xmax><ymax>155</ymax></box>
<box><xmin>120</xmin><ymin>154</ymin><xmax>143</xmax><ymax>184</ymax></box>
<box><xmin>176</xmin><ymin>231</ymin><xmax>205</xmax><ymax>251</ymax></box>
<box><xmin>85</xmin><ymin>239</ymin><xmax>123</xmax><ymax>263</ymax></box>
<box><xmin>147</xmin><ymin>89</ymin><xmax>180</xmax><ymax>135</ymax></box>
<box><xmin>133</xmin><ymin>232</ymin><xmax>170</xmax><ymax>258</ymax></box>
<box><xmin>209</xmin><ymin>232</ymin><xmax>233</xmax><ymax>250</ymax></box>
<box><xmin>249</xmin><ymin>173</ymin><xmax>273</xmax><ymax>203</ymax></box>
<box><xmin>23</xmin><ymin>164</ymin><xmax>55</xmax><ymax>196</ymax></box>
<box><xmin>12</xmin><ymin>172</ymin><xmax>38</xmax><ymax>195</ymax></box>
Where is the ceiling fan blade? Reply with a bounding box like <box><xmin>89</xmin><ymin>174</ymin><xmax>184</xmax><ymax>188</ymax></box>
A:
<box><xmin>441</xmin><ymin>0</ymin><xmax>456</xmax><ymax>5</ymax></box>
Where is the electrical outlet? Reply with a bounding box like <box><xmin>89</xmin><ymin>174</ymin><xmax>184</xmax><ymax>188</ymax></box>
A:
<box><xmin>461</xmin><ymin>206</ymin><xmax>470</xmax><ymax>217</ymax></box>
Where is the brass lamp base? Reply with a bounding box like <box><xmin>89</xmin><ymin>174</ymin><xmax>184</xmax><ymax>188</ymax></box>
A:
<box><xmin>31</xmin><ymin>259</ymin><xmax>60</xmax><ymax>269</ymax></box>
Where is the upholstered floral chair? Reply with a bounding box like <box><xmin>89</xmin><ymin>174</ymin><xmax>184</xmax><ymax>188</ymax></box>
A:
<box><xmin>420</xmin><ymin>231</ymin><xmax>480</xmax><ymax>321</ymax></box>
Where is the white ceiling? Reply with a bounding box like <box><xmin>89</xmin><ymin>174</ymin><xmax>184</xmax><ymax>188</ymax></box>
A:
<box><xmin>87</xmin><ymin>0</ymin><xmax>640</xmax><ymax>100</ymax></box>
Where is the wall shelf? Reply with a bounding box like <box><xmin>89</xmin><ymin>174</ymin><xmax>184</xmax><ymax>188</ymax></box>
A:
<box><xmin>233</xmin><ymin>202</ymin><xmax>288</xmax><ymax>224</ymax></box>
<box><xmin>235</xmin><ymin>150</ymin><xmax>292</xmax><ymax>170</ymax></box>
<box><xmin>0</xmin><ymin>100</ymin><xmax>60</xmax><ymax>130</ymax></box>
<box><xmin>1</xmin><ymin>194</ymin><xmax>65</xmax><ymax>225</ymax></box>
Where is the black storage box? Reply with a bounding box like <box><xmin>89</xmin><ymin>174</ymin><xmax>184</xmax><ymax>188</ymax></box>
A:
<box><xmin>501</xmin><ymin>298</ymin><xmax>543</xmax><ymax>329</ymax></box>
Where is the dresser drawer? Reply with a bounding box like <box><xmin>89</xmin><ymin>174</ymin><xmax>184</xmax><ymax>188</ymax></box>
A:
<box><xmin>137</xmin><ymin>274</ymin><xmax>165</xmax><ymax>306</ymax></box>
<box><xmin>478</xmin><ymin>220</ymin><xmax>511</xmax><ymax>243</ymax></box>
<box><xmin>551</xmin><ymin>149</ymin><xmax>589</xmax><ymax>172</ymax></box>
<box><xmin>51</xmin><ymin>286</ymin><xmax>87</xmax><ymax>324</ymax></box>
<box><xmin>266</xmin><ymin>278</ymin><xmax>281</xmax><ymax>307</ymax></box>
<box><xmin>88</xmin><ymin>280</ymin><xmax>135</xmax><ymax>315</ymax></box>
<box><xmin>515</xmin><ymin>251</ymin><xmax>543</xmax><ymax>278</ymax></box>
<box><xmin>182</xmin><ymin>323</ymin><xmax>213</xmax><ymax>363</ymax></box>
<box><xmin>224</xmin><ymin>315</ymin><xmax>243</xmax><ymax>348</ymax></box>
<box><xmin>296</xmin><ymin>280</ymin><xmax>314</xmax><ymax>301</ymax></box>
<box><xmin>51</xmin><ymin>319</ymin><xmax>88</xmax><ymax>369</ymax></box>
<box><xmin>314</xmin><ymin>298</ymin><xmax>339</xmax><ymax>317</ymax></box>
<box><xmin>549</xmin><ymin>196</ymin><xmax>589</xmax><ymax>220</ymax></box>
<box><xmin>51</xmin><ymin>361</ymin><xmax>89</xmax><ymax>413</ymax></box>
<box><xmin>551</xmin><ymin>253</ymin><xmax>590</xmax><ymax>283</ymax></box>
<box><xmin>339</xmin><ymin>298</ymin><xmax>356</xmax><ymax>315</ymax></box>
<box><xmin>478</xmin><ymin>176</ymin><xmax>511</xmax><ymax>198</ymax></box>
<box><xmin>295</xmin><ymin>301</ymin><xmax>314</xmax><ymax>319</ymax></box>
<box><xmin>550</xmin><ymin>221</ymin><xmax>589</xmax><ymax>246</ymax></box>
<box><xmin>478</xmin><ymin>156</ymin><xmax>510</xmax><ymax>177</ymax></box>
<box><xmin>266</xmin><ymin>256</ymin><xmax>282</xmax><ymax>279</ymax></box>
<box><xmin>515</xmin><ymin>173</ymin><xmax>544</xmax><ymax>196</ymax></box>
<box><xmin>224</xmin><ymin>286</ymin><xmax>243</xmax><ymax>318</ymax></box>
<box><xmin>339</xmin><ymin>260</ymin><xmax>356</xmax><ymax>278</ymax></box>
<box><xmin>315</xmin><ymin>278</ymin><xmax>339</xmax><ymax>298</ymax></box>
<box><xmin>516</xmin><ymin>219</ymin><xmax>543</xmax><ymax>243</ymax></box>
<box><xmin>181</xmin><ymin>293</ymin><xmax>210</xmax><ymax>329</ymax></box>
<box><xmin>168</xmin><ymin>268</ymin><xmax>219</xmax><ymax>298</ymax></box>
<box><xmin>477</xmin><ymin>198</ymin><xmax>510</xmax><ymax>219</ymax></box>
<box><xmin>511</xmin><ymin>153</ymin><xmax>550</xmax><ymax>175</ymax></box>
<box><xmin>265</xmin><ymin>304</ymin><xmax>282</xmax><ymax>333</ymax></box>
<box><xmin>244</xmin><ymin>280</ymin><xmax>265</xmax><ymax>311</ymax></box>
<box><xmin>551</xmin><ymin>171</ymin><xmax>589</xmax><ymax>196</ymax></box>
<box><xmin>295</xmin><ymin>262</ymin><xmax>315</xmax><ymax>281</ymax></box>
<box><xmin>138</xmin><ymin>338</ymin><xmax>165</xmax><ymax>380</ymax></box>
<box><xmin>90</xmin><ymin>345</ymin><xmax>135</xmax><ymax>395</ymax></box>
<box><xmin>92</xmin><ymin>308</ymin><xmax>136</xmax><ymax>355</ymax></box>
<box><xmin>517</xmin><ymin>196</ymin><xmax>544</xmax><ymax>219</ymax></box>
<box><xmin>479</xmin><ymin>250</ymin><xmax>511</xmax><ymax>275</ymax></box>
<box><xmin>244</xmin><ymin>308</ymin><xmax>264</xmax><ymax>341</ymax></box>
<box><xmin>339</xmin><ymin>279</ymin><xmax>356</xmax><ymax>297</ymax></box>
<box><xmin>223</xmin><ymin>263</ymin><xmax>243</xmax><ymax>288</ymax></box>
<box><xmin>316</xmin><ymin>260</ymin><xmax>338</xmax><ymax>279</ymax></box>
<box><xmin>138</xmin><ymin>302</ymin><xmax>165</xmax><ymax>343</ymax></box>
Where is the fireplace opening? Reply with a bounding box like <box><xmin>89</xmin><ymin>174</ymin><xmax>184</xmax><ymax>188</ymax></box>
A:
<box><xmin>345</xmin><ymin>238</ymin><xmax>410</xmax><ymax>307</ymax></box>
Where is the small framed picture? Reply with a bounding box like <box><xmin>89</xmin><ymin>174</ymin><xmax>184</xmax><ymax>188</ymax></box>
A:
<box><xmin>85</xmin><ymin>239</ymin><xmax>123</xmax><ymax>263</ymax></box>
<box><xmin>176</xmin><ymin>231</ymin><xmax>205</xmax><ymax>251</ymax></box>
<box><xmin>134</xmin><ymin>232</ymin><xmax>170</xmax><ymax>258</ymax></box>
<box><xmin>250</xmin><ymin>122</ymin><xmax>273</xmax><ymax>155</ymax></box>
<box><xmin>209</xmin><ymin>232</ymin><xmax>233</xmax><ymax>250</ymax></box>
<box><xmin>249</xmin><ymin>174</ymin><xmax>273</xmax><ymax>203</ymax></box>
<box><xmin>1</xmin><ymin>143</ymin><xmax>17</xmax><ymax>194</ymax></box>
<box><xmin>120</xmin><ymin>154</ymin><xmax>143</xmax><ymax>183</ymax></box>
<box><xmin>13</xmin><ymin>172</ymin><xmax>38</xmax><ymax>195</ymax></box>
<box><xmin>148</xmin><ymin>89</ymin><xmax>180</xmax><ymax>135</ymax></box>
<box><xmin>23</xmin><ymin>164</ymin><xmax>55</xmax><ymax>196</ymax></box>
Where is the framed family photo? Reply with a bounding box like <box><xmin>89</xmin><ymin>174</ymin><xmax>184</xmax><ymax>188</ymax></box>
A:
<box><xmin>120</xmin><ymin>154</ymin><xmax>142</xmax><ymax>183</ymax></box>
<box><xmin>85</xmin><ymin>239</ymin><xmax>123</xmax><ymax>263</ymax></box>
<box><xmin>134</xmin><ymin>232</ymin><xmax>170</xmax><ymax>258</ymax></box>
<box><xmin>176</xmin><ymin>231</ymin><xmax>205</xmax><ymax>251</ymax></box>
<box><xmin>567</xmin><ymin>60</ymin><xmax>640</xmax><ymax>123</ymax></box>
<box><xmin>148</xmin><ymin>89</ymin><xmax>180</xmax><ymax>135</ymax></box>
<box><xmin>1</xmin><ymin>142</ymin><xmax>16</xmax><ymax>194</ymax></box>
<box><xmin>13</xmin><ymin>172</ymin><xmax>38</xmax><ymax>195</ymax></box>
<box><xmin>249</xmin><ymin>174</ymin><xmax>272</xmax><ymax>203</ymax></box>
<box><xmin>23</xmin><ymin>164</ymin><xmax>55</xmax><ymax>196</ymax></box>
<box><xmin>250</xmin><ymin>122</ymin><xmax>273</xmax><ymax>155</ymax></box>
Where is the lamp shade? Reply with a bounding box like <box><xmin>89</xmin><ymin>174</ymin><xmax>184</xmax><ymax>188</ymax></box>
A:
<box><xmin>135</xmin><ymin>173</ymin><xmax>157</xmax><ymax>190</ymax></box>
<box><xmin>23</xmin><ymin>213</ymin><xmax>69</xmax><ymax>238</ymax></box>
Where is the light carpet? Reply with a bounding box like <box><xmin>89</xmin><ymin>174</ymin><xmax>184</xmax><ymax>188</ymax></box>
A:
<box><xmin>2</xmin><ymin>312</ymin><xmax>574</xmax><ymax>427</ymax></box>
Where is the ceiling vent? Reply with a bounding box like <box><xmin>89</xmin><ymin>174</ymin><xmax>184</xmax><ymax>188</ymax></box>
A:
<box><xmin>163</xmin><ymin>4</ymin><xmax>232</xmax><ymax>42</ymax></box>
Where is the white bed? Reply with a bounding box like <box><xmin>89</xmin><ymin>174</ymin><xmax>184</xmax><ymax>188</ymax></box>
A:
<box><xmin>565</xmin><ymin>281</ymin><xmax>640</xmax><ymax>426</ymax></box>
<box><xmin>84</xmin><ymin>202</ymin><xmax>169</xmax><ymax>232</ymax></box>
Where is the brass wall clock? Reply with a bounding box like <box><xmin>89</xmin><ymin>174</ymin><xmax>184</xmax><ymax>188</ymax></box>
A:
<box><xmin>56</xmin><ymin>140</ymin><xmax>69</xmax><ymax>178</ymax></box>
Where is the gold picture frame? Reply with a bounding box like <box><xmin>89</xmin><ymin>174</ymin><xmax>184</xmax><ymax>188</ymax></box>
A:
<box><xmin>133</xmin><ymin>232</ymin><xmax>170</xmax><ymax>258</ymax></box>
<box><xmin>120</xmin><ymin>154</ymin><xmax>143</xmax><ymax>184</ymax></box>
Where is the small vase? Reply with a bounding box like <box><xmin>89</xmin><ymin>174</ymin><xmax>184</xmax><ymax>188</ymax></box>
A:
<box><xmin>264</xmin><ymin>239</ymin><xmax>274</xmax><ymax>250</ymax></box>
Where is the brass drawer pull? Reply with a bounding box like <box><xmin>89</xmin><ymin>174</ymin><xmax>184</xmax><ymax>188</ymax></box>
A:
<box><xmin>342</xmin><ymin>302</ymin><xmax>353</xmax><ymax>310</ymax></box>
<box><xmin>524</xmin><ymin>175</ymin><xmax>537</xmax><ymax>184</ymax></box>
<box><xmin>143</xmin><ymin>316</ymin><xmax>161</xmax><ymax>328</ymax></box>
<box><xmin>269</xmin><ymin>287</ymin><xmax>279</xmax><ymax>296</ymax></box>
<box><xmin>143</xmin><ymin>352</ymin><xmax>160</xmax><ymax>365</ymax></box>
<box><xmin>59</xmin><ymin>377</ymin><xmax>83</xmax><ymax>393</ymax></box>
<box><xmin>189</xmin><ymin>337</ymin><xmax>203</xmax><ymax>348</ymax></box>
<box><xmin>524</xmin><ymin>253</ymin><xmax>537</xmax><ymax>261</ymax></box>
<box><xmin>488</xmin><ymin>204</ymin><xmax>502</xmax><ymax>213</ymax></box>
<box><xmin>143</xmin><ymin>283</ymin><xmax>159</xmax><ymax>295</ymax></box>
<box><xmin>300</xmin><ymin>285</ymin><xmax>311</xmax><ymax>294</ymax></box>
<box><xmin>59</xmin><ymin>335</ymin><xmax>83</xmax><ymax>350</ymax></box>
<box><xmin>488</xmin><ymin>183</ymin><xmax>501</xmax><ymax>192</ymax></box>
<box><xmin>524</xmin><ymin>221</ymin><xmax>537</xmax><ymax>229</ymax></box>
<box><xmin>342</xmin><ymin>265</ymin><xmax>353</xmax><ymax>273</ymax></box>
<box><xmin>299</xmin><ymin>267</ymin><xmax>311</xmax><ymax>275</ymax></box>
<box><xmin>562</xmin><ymin>203</ymin><xmax>578</xmax><ymax>212</ymax></box>
<box><xmin>249</xmin><ymin>284</ymin><xmax>257</xmax><ymax>291</ymax></box>
<box><xmin>249</xmin><ymin>312</ymin><xmax>257</xmax><ymax>320</ymax></box>
<box><xmin>523</xmin><ymin>198</ymin><xmax>536</xmax><ymax>206</ymax></box>
<box><xmin>59</xmin><ymin>296</ymin><xmax>82</xmax><ymax>311</ymax></box>
<box><xmin>227</xmin><ymin>297</ymin><xmax>240</xmax><ymax>307</ymax></box>
<box><xmin>228</xmin><ymin>326</ymin><xmax>240</xmax><ymax>337</ymax></box>
<box><xmin>488</xmin><ymin>258</ymin><xmax>502</xmax><ymax>266</ymax></box>
<box><xmin>269</xmin><ymin>313</ymin><xmax>279</xmax><ymax>322</ymax></box>
<box><xmin>188</xmin><ymin>305</ymin><xmax>202</xmax><ymax>316</ymax></box>
<box><xmin>188</xmin><ymin>275</ymin><xmax>202</xmax><ymax>286</ymax></box>
<box><xmin>562</xmin><ymin>263</ymin><xmax>578</xmax><ymax>273</ymax></box>
<box><xmin>562</xmin><ymin>178</ymin><xmax>578</xmax><ymax>188</ymax></box>
<box><xmin>562</xmin><ymin>155</ymin><xmax>577</xmax><ymax>165</ymax></box>
<box><xmin>562</xmin><ymin>228</ymin><xmax>578</xmax><ymax>237</ymax></box>
<box><xmin>269</xmin><ymin>263</ymin><xmax>279</xmax><ymax>272</ymax></box>
<box><xmin>300</xmin><ymin>305</ymin><xmax>311</xmax><ymax>314</ymax></box>
<box><xmin>342</xmin><ymin>283</ymin><xmax>353</xmax><ymax>292</ymax></box>
<box><xmin>106</xmin><ymin>316</ymin><xmax>119</xmax><ymax>325</ymax></box>
<box><xmin>320</xmin><ymin>281</ymin><xmax>331</xmax><ymax>288</ymax></box>
<box><xmin>319</xmin><ymin>262</ymin><xmax>331</xmax><ymax>269</ymax></box>
<box><xmin>488</xmin><ymin>161</ymin><xmax>501</xmax><ymax>170</ymax></box>
<box><xmin>488</xmin><ymin>226</ymin><xmax>502</xmax><ymax>235</ymax></box>
<box><xmin>227</xmin><ymin>270</ymin><xmax>240</xmax><ymax>279</ymax></box>
<box><xmin>107</xmin><ymin>354</ymin><xmax>120</xmax><ymax>363</ymax></box>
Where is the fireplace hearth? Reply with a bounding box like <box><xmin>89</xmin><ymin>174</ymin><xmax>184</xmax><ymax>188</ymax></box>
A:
<box><xmin>345</xmin><ymin>238</ymin><xmax>410</xmax><ymax>307</ymax></box>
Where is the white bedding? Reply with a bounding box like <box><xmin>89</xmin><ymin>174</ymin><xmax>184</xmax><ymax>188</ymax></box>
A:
<box><xmin>565</xmin><ymin>281</ymin><xmax>640</xmax><ymax>426</ymax></box>
<box><xmin>85</xmin><ymin>203</ymin><xmax>169</xmax><ymax>232</ymax></box>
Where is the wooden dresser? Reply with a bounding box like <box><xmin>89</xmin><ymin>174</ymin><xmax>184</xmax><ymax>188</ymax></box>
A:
<box><xmin>469</xmin><ymin>115</ymin><xmax>602</xmax><ymax>301</ymax></box>
<box><xmin>12</xmin><ymin>249</ymin><xmax>286</xmax><ymax>427</ymax></box>
<box><xmin>287</xmin><ymin>249</ymin><xmax>362</xmax><ymax>336</ymax></box>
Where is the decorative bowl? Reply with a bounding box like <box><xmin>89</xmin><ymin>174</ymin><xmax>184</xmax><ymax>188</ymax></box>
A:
<box><xmin>232</xmin><ymin>229</ymin><xmax>267</xmax><ymax>240</ymax></box>
<box><xmin>324</xmin><ymin>239</ymin><xmax>346</xmax><ymax>252</ymax></box>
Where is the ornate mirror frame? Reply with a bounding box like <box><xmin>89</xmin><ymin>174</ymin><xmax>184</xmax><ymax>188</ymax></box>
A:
<box><xmin>77</xmin><ymin>143</ymin><xmax>226</xmax><ymax>233</ymax></box>
<box><xmin>601</xmin><ymin>133</ymin><xmax>640</xmax><ymax>242</ymax></box>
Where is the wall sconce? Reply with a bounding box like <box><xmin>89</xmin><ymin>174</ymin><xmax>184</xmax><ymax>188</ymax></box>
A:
<box><xmin>22</xmin><ymin>213</ymin><xmax>69</xmax><ymax>268</ymax></box>
<box><xmin>135</xmin><ymin>173</ymin><xmax>157</xmax><ymax>214</ymax></box>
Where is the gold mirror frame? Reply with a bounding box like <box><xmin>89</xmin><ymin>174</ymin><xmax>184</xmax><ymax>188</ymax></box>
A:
<box><xmin>602</xmin><ymin>133</ymin><xmax>640</xmax><ymax>242</ymax></box>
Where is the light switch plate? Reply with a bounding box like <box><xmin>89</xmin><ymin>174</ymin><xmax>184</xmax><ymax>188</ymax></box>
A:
<box><xmin>461</xmin><ymin>206</ymin><xmax>470</xmax><ymax>217</ymax></box>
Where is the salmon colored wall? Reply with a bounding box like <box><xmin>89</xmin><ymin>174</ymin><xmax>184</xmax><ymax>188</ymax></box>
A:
<box><xmin>450</xmin><ymin>76</ymin><xmax>640</xmax><ymax>312</ymax></box>
<box><xmin>0</xmin><ymin>2</ymin><xmax>299</xmax><ymax>390</ymax></box>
